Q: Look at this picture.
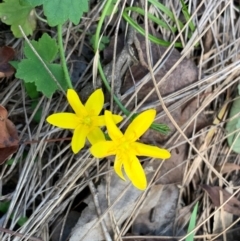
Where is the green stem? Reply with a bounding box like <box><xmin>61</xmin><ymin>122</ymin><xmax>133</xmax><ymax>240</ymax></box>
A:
<box><xmin>94</xmin><ymin>0</ymin><xmax>113</xmax><ymax>52</ymax></box>
<box><xmin>94</xmin><ymin>0</ymin><xmax>170</xmax><ymax>135</ymax></box>
<box><xmin>57</xmin><ymin>25</ymin><xmax>73</xmax><ymax>89</ymax></box>
<box><xmin>94</xmin><ymin>0</ymin><xmax>130</xmax><ymax>116</ymax></box>
<box><xmin>98</xmin><ymin>62</ymin><xmax>130</xmax><ymax>116</ymax></box>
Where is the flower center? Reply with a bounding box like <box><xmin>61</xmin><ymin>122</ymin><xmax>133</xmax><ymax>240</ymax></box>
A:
<box><xmin>116</xmin><ymin>137</ymin><xmax>132</xmax><ymax>153</ymax></box>
<box><xmin>82</xmin><ymin>116</ymin><xmax>92</xmax><ymax>126</ymax></box>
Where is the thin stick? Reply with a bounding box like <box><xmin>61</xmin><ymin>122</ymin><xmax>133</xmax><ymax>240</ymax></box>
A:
<box><xmin>85</xmin><ymin>171</ymin><xmax>112</xmax><ymax>241</ymax></box>
<box><xmin>0</xmin><ymin>227</ymin><xmax>43</xmax><ymax>241</ymax></box>
<box><xmin>22</xmin><ymin>137</ymin><xmax>72</xmax><ymax>145</ymax></box>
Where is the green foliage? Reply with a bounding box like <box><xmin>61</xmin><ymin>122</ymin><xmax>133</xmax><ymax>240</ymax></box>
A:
<box><xmin>105</xmin><ymin>0</ymin><xmax>118</xmax><ymax>16</ymax></box>
<box><xmin>122</xmin><ymin>5</ymin><xmax>183</xmax><ymax>48</ymax></box>
<box><xmin>0</xmin><ymin>0</ymin><xmax>36</xmax><ymax>37</ymax></box>
<box><xmin>42</xmin><ymin>0</ymin><xmax>89</xmax><ymax>26</ymax></box>
<box><xmin>0</xmin><ymin>201</ymin><xmax>28</xmax><ymax>227</ymax></box>
<box><xmin>226</xmin><ymin>85</ymin><xmax>240</xmax><ymax>153</ymax></box>
<box><xmin>19</xmin><ymin>0</ymin><xmax>43</xmax><ymax>7</ymax></box>
<box><xmin>122</xmin><ymin>0</ymin><xmax>196</xmax><ymax>48</ymax></box>
<box><xmin>15</xmin><ymin>33</ymin><xmax>68</xmax><ymax>97</ymax></box>
<box><xmin>180</xmin><ymin>0</ymin><xmax>196</xmax><ymax>32</ymax></box>
<box><xmin>31</xmin><ymin>101</ymin><xmax>42</xmax><ymax>123</ymax></box>
<box><xmin>24</xmin><ymin>82</ymin><xmax>39</xmax><ymax>99</ymax></box>
<box><xmin>7</xmin><ymin>152</ymin><xmax>28</xmax><ymax>165</ymax></box>
<box><xmin>0</xmin><ymin>201</ymin><xmax>10</xmax><ymax>213</ymax></box>
<box><xmin>90</xmin><ymin>35</ymin><xmax>110</xmax><ymax>51</ymax></box>
<box><xmin>17</xmin><ymin>216</ymin><xmax>28</xmax><ymax>226</ymax></box>
<box><xmin>186</xmin><ymin>202</ymin><xmax>199</xmax><ymax>241</ymax></box>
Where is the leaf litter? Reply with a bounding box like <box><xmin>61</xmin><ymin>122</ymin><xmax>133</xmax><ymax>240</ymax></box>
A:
<box><xmin>1</xmin><ymin>1</ymin><xmax>240</xmax><ymax>241</ymax></box>
<box><xmin>0</xmin><ymin>46</ymin><xmax>15</xmax><ymax>78</ymax></box>
<box><xmin>0</xmin><ymin>105</ymin><xmax>19</xmax><ymax>164</ymax></box>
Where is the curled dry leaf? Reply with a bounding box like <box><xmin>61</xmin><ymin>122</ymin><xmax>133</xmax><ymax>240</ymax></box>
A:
<box><xmin>0</xmin><ymin>46</ymin><xmax>15</xmax><ymax>78</ymax></box>
<box><xmin>201</xmin><ymin>184</ymin><xmax>240</xmax><ymax>216</ymax></box>
<box><xmin>0</xmin><ymin>105</ymin><xmax>19</xmax><ymax>164</ymax></box>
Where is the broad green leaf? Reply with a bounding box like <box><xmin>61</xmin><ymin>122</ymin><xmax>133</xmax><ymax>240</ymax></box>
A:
<box><xmin>19</xmin><ymin>0</ymin><xmax>43</xmax><ymax>7</ymax></box>
<box><xmin>15</xmin><ymin>33</ymin><xmax>67</xmax><ymax>97</ymax></box>
<box><xmin>42</xmin><ymin>0</ymin><xmax>89</xmax><ymax>26</ymax></box>
<box><xmin>0</xmin><ymin>0</ymin><xmax>36</xmax><ymax>38</ymax></box>
<box><xmin>186</xmin><ymin>202</ymin><xmax>198</xmax><ymax>241</ymax></box>
<box><xmin>24</xmin><ymin>82</ymin><xmax>39</xmax><ymax>99</ymax></box>
<box><xmin>226</xmin><ymin>93</ymin><xmax>240</xmax><ymax>153</ymax></box>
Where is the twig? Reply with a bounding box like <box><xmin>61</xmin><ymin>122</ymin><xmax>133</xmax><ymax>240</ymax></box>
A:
<box><xmin>0</xmin><ymin>227</ymin><xmax>43</xmax><ymax>241</ymax></box>
<box><xmin>85</xmin><ymin>171</ymin><xmax>112</xmax><ymax>241</ymax></box>
<box><xmin>21</xmin><ymin>137</ymin><xmax>71</xmax><ymax>145</ymax></box>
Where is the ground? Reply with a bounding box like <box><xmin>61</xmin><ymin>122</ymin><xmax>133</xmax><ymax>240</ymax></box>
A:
<box><xmin>0</xmin><ymin>1</ymin><xmax>240</xmax><ymax>241</ymax></box>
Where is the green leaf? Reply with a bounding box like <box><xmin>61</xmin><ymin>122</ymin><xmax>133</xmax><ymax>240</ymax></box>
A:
<box><xmin>122</xmin><ymin>10</ymin><xmax>182</xmax><ymax>48</ymax></box>
<box><xmin>19</xmin><ymin>0</ymin><xmax>43</xmax><ymax>7</ymax></box>
<box><xmin>180</xmin><ymin>0</ymin><xmax>196</xmax><ymax>32</ymax></box>
<box><xmin>0</xmin><ymin>201</ymin><xmax>10</xmax><ymax>213</ymax></box>
<box><xmin>7</xmin><ymin>152</ymin><xmax>28</xmax><ymax>165</ymax></box>
<box><xmin>9</xmin><ymin>61</ymin><xmax>19</xmax><ymax>69</ymax></box>
<box><xmin>24</xmin><ymin>82</ymin><xmax>39</xmax><ymax>99</ymax></box>
<box><xmin>0</xmin><ymin>0</ymin><xmax>36</xmax><ymax>38</ymax></box>
<box><xmin>42</xmin><ymin>0</ymin><xmax>89</xmax><ymax>26</ymax></box>
<box><xmin>17</xmin><ymin>216</ymin><xmax>28</xmax><ymax>226</ymax></box>
<box><xmin>6</xmin><ymin>158</ymin><xmax>15</xmax><ymax>165</ymax></box>
<box><xmin>90</xmin><ymin>35</ymin><xmax>109</xmax><ymax>51</ymax></box>
<box><xmin>186</xmin><ymin>202</ymin><xmax>198</xmax><ymax>241</ymax></box>
<box><xmin>31</xmin><ymin>101</ymin><xmax>42</xmax><ymax>123</ymax></box>
<box><xmin>15</xmin><ymin>33</ymin><xmax>68</xmax><ymax>97</ymax></box>
<box><xmin>226</xmin><ymin>93</ymin><xmax>240</xmax><ymax>153</ymax></box>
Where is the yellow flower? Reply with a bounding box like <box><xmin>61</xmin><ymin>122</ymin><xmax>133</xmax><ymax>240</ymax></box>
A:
<box><xmin>46</xmin><ymin>89</ymin><xmax>123</xmax><ymax>154</ymax></box>
<box><xmin>90</xmin><ymin>110</ymin><xmax>171</xmax><ymax>190</ymax></box>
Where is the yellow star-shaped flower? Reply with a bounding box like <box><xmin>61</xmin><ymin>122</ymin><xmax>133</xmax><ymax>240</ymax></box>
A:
<box><xmin>90</xmin><ymin>110</ymin><xmax>171</xmax><ymax>190</ymax></box>
<box><xmin>46</xmin><ymin>89</ymin><xmax>123</xmax><ymax>154</ymax></box>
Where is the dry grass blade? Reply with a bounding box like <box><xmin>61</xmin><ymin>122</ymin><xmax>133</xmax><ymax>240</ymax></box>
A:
<box><xmin>0</xmin><ymin>0</ymin><xmax>240</xmax><ymax>240</ymax></box>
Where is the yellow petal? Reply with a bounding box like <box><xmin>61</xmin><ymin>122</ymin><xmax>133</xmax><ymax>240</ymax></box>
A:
<box><xmin>123</xmin><ymin>154</ymin><xmax>147</xmax><ymax>190</ymax></box>
<box><xmin>112</xmin><ymin>114</ymin><xmax>123</xmax><ymax>124</ymax></box>
<box><xmin>85</xmin><ymin>89</ymin><xmax>104</xmax><ymax>115</ymax></box>
<box><xmin>132</xmin><ymin>142</ymin><xmax>171</xmax><ymax>159</ymax></box>
<box><xmin>114</xmin><ymin>155</ymin><xmax>125</xmax><ymax>180</ymax></box>
<box><xmin>67</xmin><ymin>89</ymin><xmax>87</xmax><ymax>117</ymax></box>
<box><xmin>87</xmin><ymin>127</ymin><xmax>105</xmax><ymax>145</ymax></box>
<box><xmin>96</xmin><ymin>114</ymin><xmax>123</xmax><ymax>126</ymax></box>
<box><xmin>90</xmin><ymin>141</ymin><xmax>116</xmax><ymax>158</ymax></box>
<box><xmin>71</xmin><ymin>124</ymin><xmax>89</xmax><ymax>153</ymax></box>
<box><xmin>46</xmin><ymin>113</ymin><xmax>80</xmax><ymax>129</ymax></box>
<box><xmin>95</xmin><ymin>115</ymin><xmax>105</xmax><ymax>126</ymax></box>
<box><xmin>125</xmin><ymin>109</ymin><xmax>156</xmax><ymax>141</ymax></box>
<box><xmin>105</xmin><ymin>110</ymin><xmax>123</xmax><ymax>141</ymax></box>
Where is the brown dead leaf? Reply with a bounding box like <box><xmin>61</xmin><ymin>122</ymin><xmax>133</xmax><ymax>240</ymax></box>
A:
<box><xmin>0</xmin><ymin>105</ymin><xmax>19</xmax><ymax>164</ymax></box>
<box><xmin>132</xmin><ymin>184</ymin><xmax>179</xmax><ymax>236</ymax></box>
<box><xmin>0</xmin><ymin>46</ymin><xmax>15</xmax><ymax>78</ymax></box>
<box><xmin>215</xmin><ymin>163</ymin><xmax>240</xmax><ymax>175</ymax></box>
<box><xmin>201</xmin><ymin>184</ymin><xmax>240</xmax><ymax>216</ymax></box>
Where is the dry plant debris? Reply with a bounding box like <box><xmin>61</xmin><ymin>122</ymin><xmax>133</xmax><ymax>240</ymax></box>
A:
<box><xmin>0</xmin><ymin>105</ymin><xmax>19</xmax><ymax>164</ymax></box>
<box><xmin>0</xmin><ymin>1</ymin><xmax>240</xmax><ymax>241</ymax></box>
<box><xmin>0</xmin><ymin>46</ymin><xmax>15</xmax><ymax>78</ymax></box>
